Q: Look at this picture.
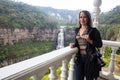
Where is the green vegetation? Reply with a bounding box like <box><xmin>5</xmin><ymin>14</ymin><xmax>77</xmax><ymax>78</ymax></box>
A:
<box><xmin>0</xmin><ymin>40</ymin><xmax>55</xmax><ymax>61</ymax></box>
<box><xmin>98</xmin><ymin>25</ymin><xmax>120</xmax><ymax>40</ymax></box>
<box><xmin>104</xmin><ymin>46</ymin><xmax>112</xmax><ymax>67</ymax></box>
<box><xmin>39</xmin><ymin>7</ymin><xmax>79</xmax><ymax>26</ymax></box>
<box><xmin>98</xmin><ymin>5</ymin><xmax>120</xmax><ymax>40</ymax></box>
<box><xmin>0</xmin><ymin>0</ymin><xmax>57</xmax><ymax>29</ymax></box>
<box><xmin>99</xmin><ymin>5</ymin><xmax>120</xmax><ymax>25</ymax></box>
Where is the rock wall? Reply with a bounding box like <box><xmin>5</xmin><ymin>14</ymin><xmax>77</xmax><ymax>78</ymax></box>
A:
<box><xmin>0</xmin><ymin>28</ymin><xmax>75</xmax><ymax>45</ymax></box>
<box><xmin>0</xmin><ymin>28</ymin><xmax>58</xmax><ymax>45</ymax></box>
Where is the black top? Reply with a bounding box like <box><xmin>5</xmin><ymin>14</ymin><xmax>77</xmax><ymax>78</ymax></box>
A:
<box><xmin>74</xmin><ymin>27</ymin><xmax>103</xmax><ymax>78</ymax></box>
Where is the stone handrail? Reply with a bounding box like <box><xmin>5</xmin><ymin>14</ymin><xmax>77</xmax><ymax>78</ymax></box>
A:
<box><xmin>0</xmin><ymin>47</ymin><xmax>78</xmax><ymax>80</ymax></box>
<box><xmin>0</xmin><ymin>40</ymin><xmax>120</xmax><ymax>80</ymax></box>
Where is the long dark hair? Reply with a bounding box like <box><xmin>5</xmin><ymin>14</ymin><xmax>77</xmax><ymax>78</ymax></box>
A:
<box><xmin>79</xmin><ymin>10</ymin><xmax>92</xmax><ymax>28</ymax></box>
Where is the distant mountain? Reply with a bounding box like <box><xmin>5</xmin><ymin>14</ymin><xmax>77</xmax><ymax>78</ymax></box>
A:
<box><xmin>99</xmin><ymin>5</ymin><xmax>120</xmax><ymax>24</ymax></box>
<box><xmin>0</xmin><ymin>0</ymin><xmax>57</xmax><ymax>29</ymax></box>
<box><xmin>98</xmin><ymin>5</ymin><xmax>120</xmax><ymax>40</ymax></box>
<box><xmin>37</xmin><ymin>7</ymin><xmax>81</xmax><ymax>25</ymax></box>
<box><xmin>1</xmin><ymin>0</ymin><xmax>119</xmax><ymax>29</ymax></box>
<box><xmin>38</xmin><ymin>5</ymin><xmax>120</xmax><ymax>25</ymax></box>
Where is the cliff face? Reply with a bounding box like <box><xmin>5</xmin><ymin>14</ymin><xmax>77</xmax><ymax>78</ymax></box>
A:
<box><xmin>0</xmin><ymin>28</ymin><xmax>75</xmax><ymax>45</ymax></box>
<box><xmin>0</xmin><ymin>28</ymin><xmax>58</xmax><ymax>45</ymax></box>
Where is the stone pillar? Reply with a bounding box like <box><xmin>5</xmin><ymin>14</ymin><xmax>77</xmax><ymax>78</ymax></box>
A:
<box><xmin>108</xmin><ymin>47</ymin><xmax>118</xmax><ymax>80</ymax></box>
<box><xmin>61</xmin><ymin>60</ymin><xmax>68</xmax><ymax>80</ymax></box>
<box><xmin>49</xmin><ymin>66</ymin><xmax>57</xmax><ymax>80</ymax></box>
<box><xmin>93</xmin><ymin>0</ymin><xmax>102</xmax><ymax>27</ymax></box>
<box><xmin>68</xmin><ymin>54</ymin><xmax>75</xmax><ymax>80</ymax></box>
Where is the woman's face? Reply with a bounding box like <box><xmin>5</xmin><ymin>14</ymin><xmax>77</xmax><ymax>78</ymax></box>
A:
<box><xmin>79</xmin><ymin>12</ymin><xmax>88</xmax><ymax>26</ymax></box>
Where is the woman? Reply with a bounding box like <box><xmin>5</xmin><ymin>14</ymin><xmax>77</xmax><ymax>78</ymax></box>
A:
<box><xmin>72</xmin><ymin>10</ymin><xmax>103</xmax><ymax>80</ymax></box>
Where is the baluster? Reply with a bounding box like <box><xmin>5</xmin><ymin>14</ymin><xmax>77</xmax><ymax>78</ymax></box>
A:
<box><xmin>100</xmin><ymin>45</ymin><xmax>106</xmax><ymax>59</ymax></box>
<box><xmin>68</xmin><ymin>54</ymin><xmax>75</xmax><ymax>80</ymax></box>
<box><xmin>108</xmin><ymin>46</ymin><xmax>118</xmax><ymax>80</ymax></box>
<box><xmin>32</xmin><ymin>75</ymin><xmax>41</xmax><ymax>80</ymax></box>
<box><xmin>49</xmin><ymin>66</ymin><xmax>57</xmax><ymax>80</ymax></box>
<box><xmin>32</xmin><ymin>68</ymin><xmax>48</xmax><ymax>80</ymax></box>
<box><xmin>100</xmin><ymin>45</ymin><xmax>106</xmax><ymax>77</ymax></box>
<box><xmin>32</xmin><ymin>73</ymin><xmax>44</xmax><ymax>80</ymax></box>
<box><xmin>60</xmin><ymin>59</ymin><xmax>68</xmax><ymax>80</ymax></box>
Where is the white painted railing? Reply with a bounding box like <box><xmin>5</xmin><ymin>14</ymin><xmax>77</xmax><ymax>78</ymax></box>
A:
<box><xmin>100</xmin><ymin>40</ymin><xmax>120</xmax><ymax>80</ymax></box>
<box><xmin>0</xmin><ymin>40</ymin><xmax>120</xmax><ymax>80</ymax></box>
<box><xmin>0</xmin><ymin>47</ymin><xmax>78</xmax><ymax>80</ymax></box>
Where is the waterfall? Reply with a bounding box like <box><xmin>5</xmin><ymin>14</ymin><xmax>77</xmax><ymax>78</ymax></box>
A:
<box><xmin>56</xmin><ymin>28</ymin><xmax>64</xmax><ymax>49</ymax></box>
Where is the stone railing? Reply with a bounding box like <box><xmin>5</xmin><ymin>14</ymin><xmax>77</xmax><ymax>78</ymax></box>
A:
<box><xmin>100</xmin><ymin>40</ymin><xmax>120</xmax><ymax>80</ymax></box>
<box><xmin>0</xmin><ymin>40</ymin><xmax>120</xmax><ymax>80</ymax></box>
<box><xmin>0</xmin><ymin>47</ymin><xmax>78</xmax><ymax>80</ymax></box>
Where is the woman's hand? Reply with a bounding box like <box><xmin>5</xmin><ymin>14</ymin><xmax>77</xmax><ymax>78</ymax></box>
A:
<box><xmin>69</xmin><ymin>43</ymin><xmax>75</xmax><ymax>48</ymax></box>
<box><xmin>81</xmin><ymin>34</ymin><xmax>93</xmax><ymax>44</ymax></box>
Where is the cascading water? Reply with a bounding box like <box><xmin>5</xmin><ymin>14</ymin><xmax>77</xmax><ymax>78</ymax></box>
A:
<box><xmin>56</xmin><ymin>28</ymin><xmax>64</xmax><ymax>49</ymax></box>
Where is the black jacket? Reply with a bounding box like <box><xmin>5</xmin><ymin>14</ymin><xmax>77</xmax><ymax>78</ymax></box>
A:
<box><xmin>74</xmin><ymin>27</ymin><xmax>103</xmax><ymax>78</ymax></box>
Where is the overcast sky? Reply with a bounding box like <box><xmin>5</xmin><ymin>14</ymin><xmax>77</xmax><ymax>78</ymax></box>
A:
<box><xmin>17</xmin><ymin>0</ymin><xmax>120</xmax><ymax>12</ymax></box>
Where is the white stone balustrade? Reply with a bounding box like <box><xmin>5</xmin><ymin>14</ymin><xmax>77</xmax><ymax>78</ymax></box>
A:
<box><xmin>101</xmin><ymin>40</ymin><xmax>120</xmax><ymax>80</ymax></box>
<box><xmin>0</xmin><ymin>47</ymin><xmax>78</xmax><ymax>80</ymax></box>
<box><xmin>0</xmin><ymin>40</ymin><xmax>120</xmax><ymax>80</ymax></box>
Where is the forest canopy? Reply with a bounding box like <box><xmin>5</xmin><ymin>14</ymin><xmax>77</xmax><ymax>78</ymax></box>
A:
<box><xmin>0</xmin><ymin>0</ymin><xmax>57</xmax><ymax>29</ymax></box>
